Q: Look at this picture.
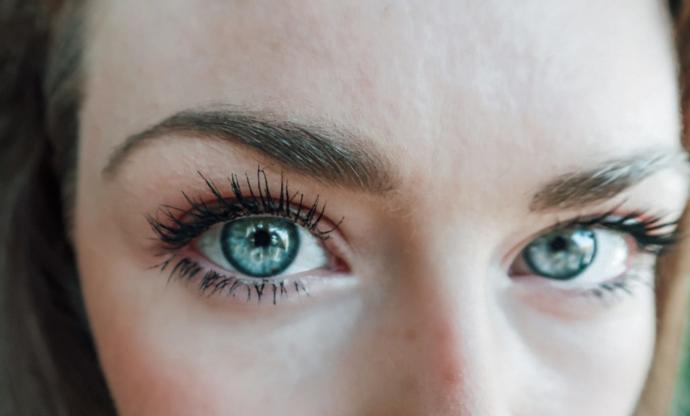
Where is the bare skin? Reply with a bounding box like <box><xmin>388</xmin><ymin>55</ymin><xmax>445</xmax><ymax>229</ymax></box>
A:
<box><xmin>74</xmin><ymin>0</ymin><xmax>688</xmax><ymax>414</ymax></box>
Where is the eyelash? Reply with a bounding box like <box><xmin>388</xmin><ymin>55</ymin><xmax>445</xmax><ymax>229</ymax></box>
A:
<box><xmin>149</xmin><ymin>169</ymin><xmax>341</xmax><ymax>247</ymax></box>
<box><xmin>555</xmin><ymin>208</ymin><xmax>681</xmax><ymax>255</ymax></box>
<box><xmin>148</xmin><ymin>168</ymin><xmax>343</xmax><ymax>304</ymax></box>
<box><xmin>160</xmin><ymin>256</ymin><xmax>313</xmax><ymax>305</ymax></box>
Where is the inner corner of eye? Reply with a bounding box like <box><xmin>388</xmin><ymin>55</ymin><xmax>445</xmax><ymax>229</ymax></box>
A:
<box><xmin>507</xmin><ymin>248</ymin><xmax>531</xmax><ymax>276</ymax></box>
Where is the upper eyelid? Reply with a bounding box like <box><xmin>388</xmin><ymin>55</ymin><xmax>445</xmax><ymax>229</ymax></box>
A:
<box><xmin>556</xmin><ymin>210</ymin><xmax>680</xmax><ymax>234</ymax></box>
<box><xmin>536</xmin><ymin>197</ymin><xmax>677</xmax><ymax>232</ymax></box>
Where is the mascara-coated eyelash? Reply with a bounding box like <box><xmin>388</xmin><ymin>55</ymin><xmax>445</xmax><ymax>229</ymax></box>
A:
<box><xmin>158</xmin><ymin>256</ymin><xmax>315</xmax><ymax>305</ymax></box>
<box><xmin>148</xmin><ymin>168</ymin><xmax>343</xmax><ymax>250</ymax></box>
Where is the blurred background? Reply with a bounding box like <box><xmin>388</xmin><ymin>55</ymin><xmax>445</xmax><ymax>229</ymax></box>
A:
<box><xmin>674</xmin><ymin>300</ymin><xmax>690</xmax><ymax>415</ymax></box>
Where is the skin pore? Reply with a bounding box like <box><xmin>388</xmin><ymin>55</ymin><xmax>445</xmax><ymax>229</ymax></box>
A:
<box><xmin>73</xmin><ymin>0</ymin><xmax>689</xmax><ymax>415</ymax></box>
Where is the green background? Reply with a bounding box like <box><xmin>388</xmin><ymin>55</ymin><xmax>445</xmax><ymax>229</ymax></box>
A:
<box><xmin>673</xmin><ymin>295</ymin><xmax>690</xmax><ymax>415</ymax></box>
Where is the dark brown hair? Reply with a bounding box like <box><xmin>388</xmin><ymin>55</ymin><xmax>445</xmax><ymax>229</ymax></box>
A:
<box><xmin>0</xmin><ymin>1</ymin><xmax>113</xmax><ymax>415</ymax></box>
<box><xmin>0</xmin><ymin>1</ymin><xmax>687</xmax><ymax>415</ymax></box>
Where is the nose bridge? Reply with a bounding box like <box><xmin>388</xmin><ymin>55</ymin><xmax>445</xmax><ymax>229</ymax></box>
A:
<box><xmin>394</xmin><ymin>229</ymin><xmax>507</xmax><ymax>415</ymax></box>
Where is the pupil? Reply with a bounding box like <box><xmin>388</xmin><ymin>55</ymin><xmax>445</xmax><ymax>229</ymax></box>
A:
<box><xmin>253</xmin><ymin>229</ymin><xmax>272</xmax><ymax>248</ymax></box>
<box><xmin>522</xmin><ymin>227</ymin><xmax>597</xmax><ymax>281</ymax></box>
<box><xmin>549</xmin><ymin>236</ymin><xmax>567</xmax><ymax>252</ymax></box>
<box><xmin>220</xmin><ymin>217</ymin><xmax>300</xmax><ymax>278</ymax></box>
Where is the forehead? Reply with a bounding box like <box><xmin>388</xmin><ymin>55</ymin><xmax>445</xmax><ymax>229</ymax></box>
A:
<box><xmin>82</xmin><ymin>0</ymin><xmax>680</xmax><ymax>190</ymax></box>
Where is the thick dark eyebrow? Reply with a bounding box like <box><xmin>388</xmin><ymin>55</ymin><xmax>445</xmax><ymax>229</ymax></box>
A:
<box><xmin>530</xmin><ymin>150</ymin><xmax>690</xmax><ymax>212</ymax></box>
<box><xmin>102</xmin><ymin>108</ymin><xmax>395</xmax><ymax>193</ymax></box>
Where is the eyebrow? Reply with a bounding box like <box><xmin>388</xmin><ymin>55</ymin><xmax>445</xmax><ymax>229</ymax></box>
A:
<box><xmin>102</xmin><ymin>107</ymin><xmax>395</xmax><ymax>193</ymax></box>
<box><xmin>103</xmin><ymin>108</ymin><xmax>689</xmax><ymax>211</ymax></box>
<box><xmin>529</xmin><ymin>150</ymin><xmax>690</xmax><ymax>212</ymax></box>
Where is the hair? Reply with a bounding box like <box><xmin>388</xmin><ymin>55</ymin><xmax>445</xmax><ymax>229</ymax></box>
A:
<box><xmin>0</xmin><ymin>1</ymin><xmax>114</xmax><ymax>415</ymax></box>
<box><xmin>0</xmin><ymin>1</ymin><xmax>689</xmax><ymax>415</ymax></box>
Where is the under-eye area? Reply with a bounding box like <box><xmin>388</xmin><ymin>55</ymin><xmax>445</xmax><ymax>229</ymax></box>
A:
<box><xmin>147</xmin><ymin>167</ymin><xmax>352</xmax><ymax>306</ymax></box>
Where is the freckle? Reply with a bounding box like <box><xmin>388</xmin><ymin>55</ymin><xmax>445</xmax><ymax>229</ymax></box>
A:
<box><xmin>405</xmin><ymin>328</ymin><xmax>417</xmax><ymax>341</ymax></box>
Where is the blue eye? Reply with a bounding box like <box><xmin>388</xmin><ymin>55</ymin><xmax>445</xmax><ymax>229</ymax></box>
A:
<box><xmin>220</xmin><ymin>217</ymin><xmax>300</xmax><ymax>277</ymax></box>
<box><xmin>522</xmin><ymin>228</ymin><xmax>597</xmax><ymax>280</ymax></box>
<box><xmin>196</xmin><ymin>215</ymin><xmax>329</xmax><ymax>279</ymax></box>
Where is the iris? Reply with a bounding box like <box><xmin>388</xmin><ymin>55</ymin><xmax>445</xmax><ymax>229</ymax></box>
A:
<box><xmin>523</xmin><ymin>227</ymin><xmax>597</xmax><ymax>280</ymax></box>
<box><xmin>220</xmin><ymin>217</ymin><xmax>300</xmax><ymax>277</ymax></box>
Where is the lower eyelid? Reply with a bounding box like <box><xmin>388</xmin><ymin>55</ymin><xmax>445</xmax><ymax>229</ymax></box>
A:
<box><xmin>159</xmin><ymin>249</ymin><xmax>357</xmax><ymax>306</ymax></box>
<box><xmin>506</xmin><ymin>268</ymin><xmax>656</xmax><ymax>319</ymax></box>
<box><xmin>510</xmin><ymin>254</ymin><xmax>656</xmax><ymax>299</ymax></box>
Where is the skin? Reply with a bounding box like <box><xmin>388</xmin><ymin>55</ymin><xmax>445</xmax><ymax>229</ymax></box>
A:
<box><xmin>73</xmin><ymin>0</ymin><xmax>689</xmax><ymax>415</ymax></box>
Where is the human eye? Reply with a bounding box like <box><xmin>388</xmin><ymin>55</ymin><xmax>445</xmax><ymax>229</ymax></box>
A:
<box><xmin>509</xmin><ymin>209</ymin><xmax>681</xmax><ymax>300</ymax></box>
<box><xmin>196</xmin><ymin>217</ymin><xmax>327</xmax><ymax>278</ymax></box>
<box><xmin>147</xmin><ymin>168</ymin><xmax>351</xmax><ymax>306</ymax></box>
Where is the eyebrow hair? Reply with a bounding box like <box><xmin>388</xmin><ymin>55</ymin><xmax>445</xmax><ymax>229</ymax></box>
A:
<box><xmin>102</xmin><ymin>108</ymin><xmax>395</xmax><ymax>193</ymax></box>
<box><xmin>529</xmin><ymin>150</ymin><xmax>690</xmax><ymax>212</ymax></box>
<box><xmin>104</xmin><ymin>108</ymin><xmax>688</xmax><ymax>211</ymax></box>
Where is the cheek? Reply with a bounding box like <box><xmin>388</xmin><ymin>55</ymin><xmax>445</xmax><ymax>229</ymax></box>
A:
<box><xmin>75</xmin><ymin>217</ymin><xmax>366</xmax><ymax>416</ymax></box>
<box><xmin>72</xmin><ymin>182</ymin><xmax>238</xmax><ymax>415</ymax></box>
<box><xmin>502</xmin><ymin>289</ymin><xmax>655</xmax><ymax>415</ymax></box>
<box><xmin>75</xmin><ymin>243</ymin><xmax>230</xmax><ymax>415</ymax></box>
<box><xmin>92</xmin><ymin>331</ymin><xmax>224</xmax><ymax>416</ymax></box>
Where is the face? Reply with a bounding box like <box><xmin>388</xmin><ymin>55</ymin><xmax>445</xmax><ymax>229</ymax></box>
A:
<box><xmin>73</xmin><ymin>0</ymin><xmax>689</xmax><ymax>415</ymax></box>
